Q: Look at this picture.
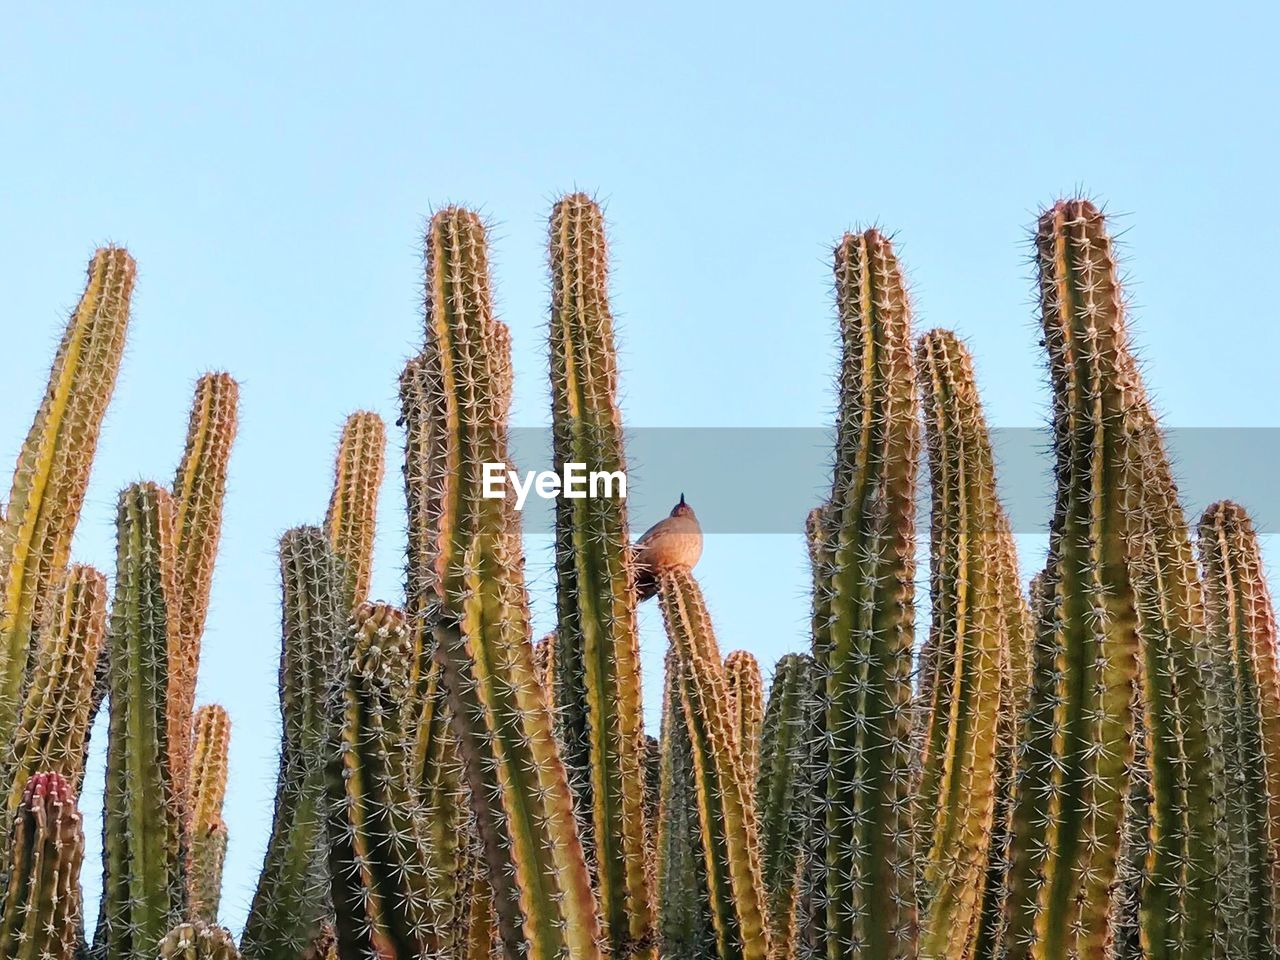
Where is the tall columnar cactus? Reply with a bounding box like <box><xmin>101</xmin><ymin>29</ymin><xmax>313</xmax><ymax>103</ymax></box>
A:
<box><xmin>756</xmin><ymin>652</ymin><xmax>818</xmax><ymax>960</ymax></box>
<box><xmin>0</xmin><ymin>772</ymin><xmax>85</xmax><ymax>960</ymax></box>
<box><xmin>547</xmin><ymin>192</ymin><xmax>655</xmax><ymax>958</ymax></box>
<box><xmin>914</xmin><ymin>328</ymin><xmax>1019</xmax><ymax>960</ymax></box>
<box><xmin>0</xmin><ymin>247</ymin><xmax>134</xmax><ymax>749</ymax></box>
<box><xmin>158</xmin><ymin>922</ymin><xmax>244</xmax><ymax>960</ymax></box>
<box><xmin>1198</xmin><ymin>500</ymin><xmax>1280</xmax><ymax>956</ymax></box>
<box><xmin>414</xmin><ymin>205</ymin><xmax>603</xmax><ymax>960</ymax></box>
<box><xmin>724</xmin><ymin>650</ymin><xmax>764</xmax><ymax>785</ymax></box>
<box><xmin>241</xmin><ymin>528</ymin><xmax>345</xmax><ymax>959</ymax></box>
<box><xmin>188</xmin><ymin>704</ymin><xmax>231</xmax><ymax>925</ymax></box>
<box><xmin>169</xmin><ymin>372</ymin><xmax>239</xmax><ymax>794</ymax></box>
<box><xmin>809</xmin><ymin>228</ymin><xmax>920</xmax><ymax>960</ymax></box>
<box><xmin>96</xmin><ymin>482</ymin><xmax>187</xmax><ymax>958</ymax></box>
<box><xmin>325</xmin><ymin>410</ymin><xmax>387</xmax><ymax>607</ymax></box>
<box><xmin>5</xmin><ymin>563</ymin><xmax>107</xmax><ymax>810</ymax></box>
<box><xmin>325</xmin><ymin>601</ymin><xmax>453</xmax><ymax>959</ymax></box>
<box><xmin>657</xmin><ymin>567</ymin><xmax>770</xmax><ymax>960</ymax></box>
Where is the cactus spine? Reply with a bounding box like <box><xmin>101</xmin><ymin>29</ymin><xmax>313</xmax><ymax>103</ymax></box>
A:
<box><xmin>0</xmin><ymin>772</ymin><xmax>84</xmax><ymax>960</ymax></box>
<box><xmin>658</xmin><ymin>567</ymin><xmax>770</xmax><ymax>960</ymax></box>
<box><xmin>241</xmin><ymin>528</ymin><xmax>345</xmax><ymax>958</ymax></box>
<box><xmin>0</xmin><ymin>247</ymin><xmax>134</xmax><ymax>749</ymax></box>
<box><xmin>547</xmin><ymin>192</ymin><xmax>655</xmax><ymax>958</ymax></box>
<box><xmin>1199</xmin><ymin>500</ymin><xmax>1280</xmax><ymax>956</ymax></box>
<box><xmin>325</xmin><ymin>410</ymin><xmax>386</xmax><ymax>607</ymax></box>
<box><xmin>188</xmin><ymin>704</ymin><xmax>231</xmax><ymax>924</ymax></box>
<box><xmin>416</xmin><ymin>206</ymin><xmax>602</xmax><ymax>960</ymax></box>
<box><xmin>96</xmin><ymin>481</ymin><xmax>187</xmax><ymax>957</ymax></box>
<box><xmin>756</xmin><ymin>653</ymin><xmax>817</xmax><ymax>960</ymax></box>
<box><xmin>724</xmin><ymin>650</ymin><xmax>764</xmax><ymax>786</ymax></box>
<box><xmin>5</xmin><ymin>564</ymin><xmax>107</xmax><ymax>810</ymax></box>
<box><xmin>810</xmin><ymin>228</ymin><xmax>920</xmax><ymax>960</ymax></box>
<box><xmin>158</xmin><ymin>922</ymin><xmax>244</xmax><ymax>960</ymax></box>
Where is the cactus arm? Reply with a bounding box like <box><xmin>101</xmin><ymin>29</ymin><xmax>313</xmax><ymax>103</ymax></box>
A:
<box><xmin>324</xmin><ymin>410</ymin><xmax>386</xmax><ymax>607</ymax></box>
<box><xmin>658</xmin><ymin>568</ymin><xmax>770</xmax><ymax>960</ymax></box>
<box><xmin>188</xmin><ymin>704</ymin><xmax>231</xmax><ymax>924</ymax></box>
<box><xmin>95</xmin><ymin>482</ymin><xmax>187</xmax><ymax>957</ymax></box>
<box><xmin>159</xmin><ymin>921</ymin><xmax>243</xmax><ymax>959</ymax></box>
<box><xmin>0</xmin><ymin>772</ymin><xmax>85</xmax><ymax>960</ymax></box>
<box><xmin>812</xmin><ymin>229</ymin><xmax>920</xmax><ymax>960</ymax></box>
<box><xmin>240</xmin><ymin>528</ymin><xmax>345</xmax><ymax>959</ymax></box>
<box><xmin>4</xmin><ymin>564</ymin><xmax>107</xmax><ymax>810</ymax></box>
<box><xmin>547</xmin><ymin>193</ymin><xmax>655</xmax><ymax>957</ymax></box>
<box><xmin>0</xmin><ymin>248</ymin><xmax>133</xmax><ymax>747</ymax></box>
<box><xmin>724</xmin><ymin>650</ymin><xmax>764</xmax><ymax>785</ymax></box>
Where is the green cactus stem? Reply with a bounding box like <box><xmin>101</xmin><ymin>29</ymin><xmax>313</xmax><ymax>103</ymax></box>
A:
<box><xmin>657</xmin><ymin>567</ymin><xmax>770</xmax><ymax>960</ymax></box>
<box><xmin>1199</xmin><ymin>500</ymin><xmax>1280</xmax><ymax>956</ymax></box>
<box><xmin>325</xmin><ymin>410</ymin><xmax>386</xmax><ymax>607</ymax></box>
<box><xmin>547</xmin><ymin>192</ymin><xmax>655</xmax><ymax>958</ymax></box>
<box><xmin>0</xmin><ymin>247</ymin><xmax>134</xmax><ymax>750</ymax></box>
<box><xmin>169</xmin><ymin>372</ymin><xmax>238</xmax><ymax>796</ymax></box>
<box><xmin>240</xmin><ymin>528</ymin><xmax>345</xmax><ymax>959</ymax></box>
<box><xmin>914</xmin><ymin>328</ymin><xmax>1019</xmax><ymax>960</ymax></box>
<box><xmin>724</xmin><ymin>650</ymin><xmax>764</xmax><ymax>786</ymax></box>
<box><xmin>810</xmin><ymin>228</ymin><xmax>920</xmax><ymax>960</ymax></box>
<box><xmin>756</xmin><ymin>653</ymin><xmax>817</xmax><ymax>960</ymax></box>
<box><xmin>188</xmin><ymin>704</ymin><xmax>231</xmax><ymax>924</ymax></box>
<box><xmin>158</xmin><ymin>921</ymin><xmax>243</xmax><ymax>959</ymax></box>
<box><xmin>416</xmin><ymin>205</ymin><xmax>602</xmax><ymax>960</ymax></box>
<box><xmin>95</xmin><ymin>481</ymin><xmax>187</xmax><ymax>958</ymax></box>
<box><xmin>5</xmin><ymin>563</ymin><xmax>107</xmax><ymax>810</ymax></box>
<box><xmin>0</xmin><ymin>772</ymin><xmax>85</xmax><ymax>960</ymax></box>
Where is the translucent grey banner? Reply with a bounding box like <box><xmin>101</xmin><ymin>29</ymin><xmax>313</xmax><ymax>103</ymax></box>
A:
<box><xmin>502</xmin><ymin>428</ymin><xmax>1280</xmax><ymax>535</ymax></box>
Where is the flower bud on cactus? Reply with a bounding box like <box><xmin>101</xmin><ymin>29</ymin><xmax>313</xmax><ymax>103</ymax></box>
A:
<box><xmin>325</xmin><ymin>411</ymin><xmax>386</xmax><ymax>608</ymax></box>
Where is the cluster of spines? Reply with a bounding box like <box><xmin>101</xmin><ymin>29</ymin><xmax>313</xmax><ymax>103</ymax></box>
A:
<box><xmin>808</xmin><ymin>228</ymin><xmax>921</xmax><ymax>960</ymax></box>
<box><xmin>188</xmin><ymin>704</ymin><xmax>231</xmax><ymax>924</ymax></box>
<box><xmin>158</xmin><ymin>921</ymin><xmax>244</xmax><ymax>959</ymax></box>
<box><xmin>0</xmin><ymin>247</ymin><xmax>134</xmax><ymax>752</ymax></box>
<box><xmin>547</xmin><ymin>192</ymin><xmax>656</xmax><ymax>958</ymax></box>
<box><xmin>324</xmin><ymin>410</ymin><xmax>387</xmax><ymax>608</ymax></box>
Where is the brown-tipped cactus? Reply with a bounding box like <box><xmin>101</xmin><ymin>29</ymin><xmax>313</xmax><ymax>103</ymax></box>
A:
<box><xmin>169</xmin><ymin>372</ymin><xmax>239</xmax><ymax>794</ymax></box>
<box><xmin>158</xmin><ymin>921</ymin><xmax>243</xmax><ymax>959</ymax></box>
<box><xmin>809</xmin><ymin>228</ymin><xmax>920</xmax><ymax>960</ymax></box>
<box><xmin>0</xmin><ymin>772</ymin><xmax>85</xmax><ymax>960</ymax></box>
<box><xmin>756</xmin><ymin>653</ymin><xmax>818</xmax><ymax>960</ymax></box>
<box><xmin>658</xmin><ymin>568</ymin><xmax>770</xmax><ymax>960</ymax></box>
<box><xmin>241</xmin><ymin>528</ymin><xmax>346</xmax><ymax>959</ymax></box>
<box><xmin>914</xmin><ymin>329</ymin><xmax>1020</xmax><ymax>960</ymax></box>
<box><xmin>325</xmin><ymin>601</ymin><xmax>452</xmax><ymax>959</ymax></box>
<box><xmin>0</xmin><ymin>247</ymin><xmax>133</xmax><ymax>749</ymax></box>
<box><xmin>5</xmin><ymin>564</ymin><xmax>107</xmax><ymax>809</ymax></box>
<box><xmin>547</xmin><ymin>192</ymin><xmax>655</xmax><ymax>957</ymax></box>
<box><xmin>325</xmin><ymin>411</ymin><xmax>386</xmax><ymax>607</ymax></box>
<box><xmin>188</xmin><ymin>704</ymin><xmax>231</xmax><ymax>924</ymax></box>
<box><xmin>413</xmin><ymin>206</ymin><xmax>602</xmax><ymax>960</ymax></box>
<box><xmin>724</xmin><ymin>650</ymin><xmax>764</xmax><ymax>785</ymax></box>
<box><xmin>1199</xmin><ymin>500</ymin><xmax>1280</xmax><ymax>956</ymax></box>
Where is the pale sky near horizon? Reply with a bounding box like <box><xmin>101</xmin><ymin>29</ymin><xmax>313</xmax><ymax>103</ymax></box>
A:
<box><xmin>3</xmin><ymin>2</ymin><xmax>1278</xmax><ymax>936</ymax></box>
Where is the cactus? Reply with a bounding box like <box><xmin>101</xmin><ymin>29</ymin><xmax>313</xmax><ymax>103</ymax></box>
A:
<box><xmin>169</xmin><ymin>373</ymin><xmax>239</xmax><ymax>794</ymax></box>
<box><xmin>4</xmin><ymin>564</ymin><xmax>107</xmax><ymax>810</ymax></box>
<box><xmin>533</xmin><ymin>630</ymin><xmax>557</xmax><ymax>697</ymax></box>
<box><xmin>241</xmin><ymin>528</ymin><xmax>345</xmax><ymax>959</ymax></box>
<box><xmin>547</xmin><ymin>192</ymin><xmax>655</xmax><ymax>957</ymax></box>
<box><xmin>414</xmin><ymin>205</ymin><xmax>603</xmax><ymax>960</ymax></box>
<box><xmin>325</xmin><ymin>411</ymin><xmax>386</xmax><ymax>607</ymax></box>
<box><xmin>325</xmin><ymin>601</ymin><xmax>452</xmax><ymax>958</ymax></box>
<box><xmin>657</xmin><ymin>567</ymin><xmax>770</xmax><ymax>960</ymax></box>
<box><xmin>0</xmin><ymin>772</ymin><xmax>84</xmax><ymax>960</ymax></box>
<box><xmin>1199</xmin><ymin>500</ymin><xmax>1280</xmax><ymax>956</ymax></box>
<box><xmin>158</xmin><ymin>922</ymin><xmax>243</xmax><ymax>960</ymax></box>
<box><xmin>914</xmin><ymin>328</ymin><xmax>1020</xmax><ymax>960</ymax></box>
<box><xmin>724</xmin><ymin>650</ymin><xmax>764</xmax><ymax>785</ymax></box>
<box><xmin>809</xmin><ymin>228</ymin><xmax>920</xmax><ymax>960</ymax></box>
<box><xmin>756</xmin><ymin>653</ymin><xmax>817</xmax><ymax>960</ymax></box>
<box><xmin>188</xmin><ymin>704</ymin><xmax>231</xmax><ymax>924</ymax></box>
<box><xmin>0</xmin><ymin>247</ymin><xmax>134</xmax><ymax>750</ymax></box>
<box><xmin>95</xmin><ymin>482</ymin><xmax>187</xmax><ymax>957</ymax></box>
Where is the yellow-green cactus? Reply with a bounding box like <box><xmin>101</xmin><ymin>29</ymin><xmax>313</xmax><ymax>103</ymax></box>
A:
<box><xmin>188</xmin><ymin>704</ymin><xmax>231</xmax><ymax>924</ymax></box>
<box><xmin>324</xmin><ymin>410</ymin><xmax>386</xmax><ymax>608</ymax></box>
<box><xmin>724</xmin><ymin>650</ymin><xmax>764</xmax><ymax>786</ymax></box>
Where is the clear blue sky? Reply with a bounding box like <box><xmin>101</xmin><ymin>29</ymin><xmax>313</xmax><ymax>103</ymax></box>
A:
<box><xmin>3</xmin><ymin>2</ymin><xmax>1277</xmax><ymax>936</ymax></box>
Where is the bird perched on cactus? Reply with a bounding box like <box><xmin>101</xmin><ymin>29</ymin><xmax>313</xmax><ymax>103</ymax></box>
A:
<box><xmin>634</xmin><ymin>494</ymin><xmax>703</xmax><ymax>600</ymax></box>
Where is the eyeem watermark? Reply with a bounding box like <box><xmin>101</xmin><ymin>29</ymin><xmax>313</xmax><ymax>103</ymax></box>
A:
<box><xmin>482</xmin><ymin>463</ymin><xmax>627</xmax><ymax>510</ymax></box>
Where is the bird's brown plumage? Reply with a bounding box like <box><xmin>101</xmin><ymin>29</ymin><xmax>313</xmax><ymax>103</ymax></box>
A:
<box><xmin>632</xmin><ymin>494</ymin><xmax>702</xmax><ymax>600</ymax></box>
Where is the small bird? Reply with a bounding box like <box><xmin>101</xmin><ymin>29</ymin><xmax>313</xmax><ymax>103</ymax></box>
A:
<box><xmin>633</xmin><ymin>494</ymin><xmax>703</xmax><ymax>601</ymax></box>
